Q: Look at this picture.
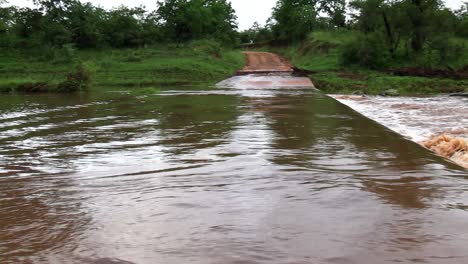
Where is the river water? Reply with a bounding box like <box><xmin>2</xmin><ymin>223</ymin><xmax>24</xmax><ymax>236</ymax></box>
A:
<box><xmin>331</xmin><ymin>95</ymin><xmax>468</xmax><ymax>143</ymax></box>
<box><xmin>1</xmin><ymin>74</ymin><xmax>467</xmax><ymax>264</ymax></box>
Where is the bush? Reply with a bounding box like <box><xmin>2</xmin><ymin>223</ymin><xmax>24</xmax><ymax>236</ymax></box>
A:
<box><xmin>456</xmin><ymin>19</ymin><xmax>468</xmax><ymax>38</ymax></box>
<box><xmin>0</xmin><ymin>33</ymin><xmax>16</xmax><ymax>48</ymax></box>
<box><xmin>56</xmin><ymin>64</ymin><xmax>92</xmax><ymax>93</ymax></box>
<box><xmin>341</xmin><ymin>33</ymin><xmax>390</xmax><ymax>69</ymax></box>
<box><xmin>427</xmin><ymin>38</ymin><xmax>466</xmax><ymax>67</ymax></box>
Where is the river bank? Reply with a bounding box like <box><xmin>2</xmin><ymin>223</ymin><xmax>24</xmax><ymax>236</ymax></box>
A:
<box><xmin>331</xmin><ymin>94</ymin><xmax>468</xmax><ymax>169</ymax></box>
<box><xmin>264</xmin><ymin>31</ymin><xmax>468</xmax><ymax>96</ymax></box>
<box><xmin>0</xmin><ymin>41</ymin><xmax>244</xmax><ymax>93</ymax></box>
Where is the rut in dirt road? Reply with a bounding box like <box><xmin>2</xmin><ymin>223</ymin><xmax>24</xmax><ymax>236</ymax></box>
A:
<box><xmin>237</xmin><ymin>51</ymin><xmax>294</xmax><ymax>74</ymax></box>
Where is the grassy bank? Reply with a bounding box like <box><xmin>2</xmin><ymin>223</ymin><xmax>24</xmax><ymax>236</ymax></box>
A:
<box><xmin>268</xmin><ymin>31</ymin><xmax>468</xmax><ymax>95</ymax></box>
<box><xmin>0</xmin><ymin>41</ymin><xmax>244</xmax><ymax>93</ymax></box>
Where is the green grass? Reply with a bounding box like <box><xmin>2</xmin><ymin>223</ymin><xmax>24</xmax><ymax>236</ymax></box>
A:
<box><xmin>312</xmin><ymin>72</ymin><xmax>468</xmax><ymax>95</ymax></box>
<box><xmin>268</xmin><ymin>30</ymin><xmax>356</xmax><ymax>72</ymax></box>
<box><xmin>0</xmin><ymin>41</ymin><xmax>244</xmax><ymax>93</ymax></box>
<box><xmin>267</xmin><ymin>30</ymin><xmax>468</xmax><ymax>95</ymax></box>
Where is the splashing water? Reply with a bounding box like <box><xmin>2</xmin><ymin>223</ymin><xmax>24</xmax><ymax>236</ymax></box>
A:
<box><xmin>331</xmin><ymin>95</ymin><xmax>468</xmax><ymax>168</ymax></box>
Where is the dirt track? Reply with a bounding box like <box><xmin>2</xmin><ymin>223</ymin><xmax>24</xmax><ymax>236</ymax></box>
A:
<box><xmin>237</xmin><ymin>52</ymin><xmax>294</xmax><ymax>74</ymax></box>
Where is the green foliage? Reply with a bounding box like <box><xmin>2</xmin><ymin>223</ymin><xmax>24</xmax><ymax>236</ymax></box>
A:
<box><xmin>270</xmin><ymin>0</ymin><xmax>349</xmax><ymax>44</ymax></box>
<box><xmin>455</xmin><ymin>2</ymin><xmax>468</xmax><ymax>37</ymax></box>
<box><xmin>313</xmin><ymin>72</ymin><xmax>468</xmax><ymax>95</ymax></box>
<box><xmin>269</xmin><ymin>30</ymin><xmax>468</xmax><ymax>95</ymax></box>
<box><xmin>0</xmin><ymin>44</ymin><xmax>244</xmax><ymax>93</ymax></box>
<box><xmin>344</xmin><ymin>0</ymin><xmax>468</xmax><ymax>69</ymax></box>
<box><xmin>271</xmin><ymin>0</ymin><xmax>318</xmax><ymax>43</ymax></box>
<box><xmin>320</xmin><ymin>0</ymin><xmax>346</xmax><ymax>28</ymax></box>
<box><xmin>0</xmin><ymin>0</ymin><xmax>239</xmax><ymax>50</ymax></box>
<box><xmin>156</xmin><ymin>0</ymin><xmax>238</xmax><ymax>44</ymax></box>
<box><xmin>239</xmin><ymin>22</ymin><xmax>273</xmax><ymax>44</ymax></box>
<box><xmin>269</xmin><ymin>30</ymin><xmax>355</xmax><ymax>72</ymax></box>
<box><xmin>189</xmin><ymin>39</ymin><xmax>222</xmax><ymax>57</ymax></box>
<box><xmin>421</xmin><ymin>38</ymin><xmax>466</xmax><ymax>67</ymax></box>
<box><xmin>52</xmin><ymin>43</ymin><xmax>76</xmax><ymax>63</ymax></box>
<box><xmin>342</xmin><ymin>33</ymin><xmax>390</xmax><ymax>69</ymax></box>
<box><xmin>56</xmin><ymin>63</ymin><xmax>92</xmax><ymax>92</ymax></box>
<box><xmin>67</xmin><ymin>2</ymin><xmax>105</xmax><ymax>48</ymax></box>
<box><xmin>101</xmin><ymin>6</ymin><xmax>145</xmax><ymax>48</ymax></box>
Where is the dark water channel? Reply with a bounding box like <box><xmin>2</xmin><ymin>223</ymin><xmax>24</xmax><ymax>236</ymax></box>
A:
<box><xmin>1</xmin><ymin>77</ymin><xmax>467</xmax><ymax>264</ymax></box>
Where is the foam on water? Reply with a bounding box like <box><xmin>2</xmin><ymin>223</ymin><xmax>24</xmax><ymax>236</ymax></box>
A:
<box><xmin>330</xmin><ymin>95</ymin><xmax>468</xmax><ymax>142</ymax></box>
<box><xmin>217</xmin><ymin>73</ymin><xmax>315</xmax><ymax>89</ymax></box>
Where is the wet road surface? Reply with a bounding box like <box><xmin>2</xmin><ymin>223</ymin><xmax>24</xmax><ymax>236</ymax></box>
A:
<box><xmin>1</xmin><ymin>53</ymin><xmax>468</xmax><ymax>263</ymax></box>
<box><xmin>1</xmin><ymin>80</ymin><xmax>468</xmax><ymax>264</ymax></box>
<box><xmin>237</xmin><ymin>52</ymin><xmax>294</xmax><ymax>75</ymax></box>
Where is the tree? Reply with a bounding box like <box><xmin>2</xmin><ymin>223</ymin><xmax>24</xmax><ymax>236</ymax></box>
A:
<box><xmin>156</xmin><ymin>0</ymin><xmax>237</xmax><ymax>43</ymax></box>
<box><xmin>349</xmin><ymin>0</ymin><xmax>384</xmax><ymax>33</ymax></box>
<box><xmin>455</xmin><ymin>2</ymin><xmax>468</xmax><ymax>37</ymax></box>
<box><xmin>319</xmin><ymin>0</ymin><xmax>346</xmax><ymax>28</ymax></box>
<box><xmin>66</xmin><ymin>2</ymin><xmax>105</xmax><ymax>48</ymax></box>
<box><xmin>101</xmin><ymin>6</ymin><xmax>145</xmax><ymax>47</ymax></box>
<box><xmin>271</xmin><ymin>0</ymin><xmax>319</xmax><ymax>43</ymax></box>
<box><xmin>240</xmin><ymin>22</ymin><xmax>273</xmax><ymax>44</ymax></box>
<box><xmin>0</xmin><ymin>3</ymin><xmax>12</xmax><ymax>47</ymax></box>
<box><xmin>346</xmin><ymin>0</ymin><xmax>463</xmax><ymax>67</ymax></box>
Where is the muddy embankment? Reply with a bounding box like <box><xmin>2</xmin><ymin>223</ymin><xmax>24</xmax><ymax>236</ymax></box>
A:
<box><xmin>332</xmin><ymin>95</ymin><xmax>468</xmax><ymax>169</ymax></box>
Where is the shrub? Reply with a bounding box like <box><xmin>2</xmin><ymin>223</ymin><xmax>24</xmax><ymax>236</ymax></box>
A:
<box><xmin>56</xmin><ymin>64</ymin><xmax>92</xmax><ymax>93</ymax></box>
<box><xmin>341</xmin><ymin>33</ymin><xmax>390</xmax><ymax>69</ymax></box>
<box><xmin>456</xmin><ymin>19</ymin><xmax>468</xmax><ymax>38</ymax></box>
<box><xmin>427</xmin><ymin>38</ymin><xmax>465</xmax><ymax>67</ymax></box>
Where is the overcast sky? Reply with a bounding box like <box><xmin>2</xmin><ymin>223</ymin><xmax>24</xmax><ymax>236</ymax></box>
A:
<box><xmin>4</xmin><ymin>0</ymin><xmax>466</xmax><ymax>30</ymax></box>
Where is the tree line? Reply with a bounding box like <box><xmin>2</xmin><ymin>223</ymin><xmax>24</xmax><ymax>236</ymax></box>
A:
<box><xmin>1</xmin><ymin>0</ymin><xmax>466</xmax><ymax>68</ymax></box>
<box><xmin>0</xmin><ymin>0</ymin><xmax>238</xmax><ymax>49</ymax></box>
<box><xmin>242</xmin><ymin>0</ymin><xmax>467</xmax><ymax>44</ymax></box>
<box><xmin>241</xmin><ymin>0</ymin><xmax>467</xmax><ymax>68</ymax></box>
<box><xmin>344</xmin><ymin>0</ymin><xmax>467</xmax><ymax>67</ymax></box>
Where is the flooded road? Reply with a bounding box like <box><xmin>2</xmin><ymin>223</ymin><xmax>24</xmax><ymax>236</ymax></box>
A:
<box><xmin>1</xmin><ymin>75</ymin><xmax>468</xmax><ymax>264</ymax></box>
<box><xmin>332</xmin><ymin>95</ymin><xmax>468</xmax><ymax>168</ymax></box>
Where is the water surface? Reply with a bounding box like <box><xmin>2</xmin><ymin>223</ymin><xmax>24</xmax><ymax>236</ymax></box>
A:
<box><xmin>1</xmin><ymin>76</ymin><xmax>467</xmax><ymax>264</ymax></box>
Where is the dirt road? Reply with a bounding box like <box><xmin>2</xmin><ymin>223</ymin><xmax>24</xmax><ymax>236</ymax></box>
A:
<box><xmin>237</xmin><ymin>51</ymin><xmax>294</xmax><ymax>74</ymax></box>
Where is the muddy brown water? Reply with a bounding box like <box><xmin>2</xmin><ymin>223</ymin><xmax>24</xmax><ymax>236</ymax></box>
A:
<box><xmin>1</xmin><ymin>75</ymin><xmax>468</xmax><ymax>264</ymax></box>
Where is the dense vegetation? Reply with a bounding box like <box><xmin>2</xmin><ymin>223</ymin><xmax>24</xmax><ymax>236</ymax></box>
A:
<box><xmin>241</xmin><ymin>0</ymin><xmax>468</xmax><ymax>94</ymax></box>
<box><xmin>0</xmin><ymin>0</ymin><xmax>242</xmax><ymax>93</ymax></box>
<box><xmin>0</xmin><ymin>0</ymin><xmax>238</xmax><ymax>48</ymax></box>
<box><xmin>270</xmin><ymin>31</ymin><xmax>467</xmax><ymax>95</ymax></box>
<box><xmin>0</xmin><ymin>0</ymin><xmax>467</xmax><ymax>94</ymax></box>
<box><xmin>0</xmin><ymin>41</ymin><xmax>244</xmax><ymax>93</ymax></box>
<box><xmin>243</xmin><ymin>0</ymin><xmax>467</xmax><ymax>69</ymax></box>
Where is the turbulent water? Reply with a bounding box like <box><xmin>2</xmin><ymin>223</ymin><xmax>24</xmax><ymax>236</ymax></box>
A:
<box><xmin>332</xmin><ymin>95</ymin><xmax>468</xmax><ymax>168</ymax></box>
<box><xmin>331</xmin><ymin>95</ymin><xmax>468</xmax><ymax>142</ymax></box>
<box><xmin>1</xmin><ymin>75</ymin><xmax>468</xmax><ymax>264</ymax></box>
